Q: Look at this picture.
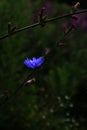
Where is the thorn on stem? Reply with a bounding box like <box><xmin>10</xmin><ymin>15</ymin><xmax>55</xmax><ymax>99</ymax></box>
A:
<box><xmin>24</xmin><ymin>78</ymin><xmax>36</xmax><ymax>85</ymax></box>
<box><xmin>8</xmin><ymin>22</ymin><xmax>12</xmax><ymax>34</ymax></box>
<box><xmin>72</xmin><ymin>2</ymin><xmax>80</xmax><ymax>11</ymax></box>
<box><xmin>39</xmin><ymin>7</ymin><xmax>46</xmax><ymax>27</ymax></box>
<box><xmin>8</xmin><ymin>22</ymin><xmax>16</xmax><ymax>35</ymax></box>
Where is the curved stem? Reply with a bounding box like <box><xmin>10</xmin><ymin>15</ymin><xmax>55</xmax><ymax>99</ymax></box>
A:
<box><xmin>0</xmin><ymin>9</ymin><xmax>87</xmax><ymax>40</ymax></box>
<box><xmin>0</xmin><ymin>69</ymin><xmax>35</xmax><ymax>108</ymax></box>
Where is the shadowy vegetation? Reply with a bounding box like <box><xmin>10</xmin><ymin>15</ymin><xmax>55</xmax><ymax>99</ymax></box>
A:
<box><xmin>0</xmin><ymin>0</ymin><xmax>87</xmax><ymax>129</ymax></box>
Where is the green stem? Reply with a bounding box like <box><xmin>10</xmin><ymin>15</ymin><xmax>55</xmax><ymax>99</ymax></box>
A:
<box><xmin>0</xmin><ymin>9</ymin><xmax>87</xmax><ymax>40</ymax></box>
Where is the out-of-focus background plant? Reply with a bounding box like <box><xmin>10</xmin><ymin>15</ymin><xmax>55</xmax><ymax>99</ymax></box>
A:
<box><xmin>0</xmin><ymin>0</ymin><xmax>87</xmax><ymax>129</ymax></box>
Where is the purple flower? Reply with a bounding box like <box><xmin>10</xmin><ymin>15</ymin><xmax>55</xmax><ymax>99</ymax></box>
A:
<box><xmin>33</xmin><ymin>1</ymin><xmax>52</xmax><ymax>23</ymax></box>
<box><xmin>44</xmin><ymin>1</ymin><xmax>53</xmax><ymax>16</ymax></box>
<box><xmin>71</xmin><ymin>14</ymin><xmax>80</xmax><ymax>28</ymax></box>
<box><xmin>24</xmin><ymin>56</ymin><xmax>44</xmax><ymax>69</ymax></box>
<box><xmin>80</xmin><ymin>13</ymin><xmax>87</xmax><ymax>31</ymax></box>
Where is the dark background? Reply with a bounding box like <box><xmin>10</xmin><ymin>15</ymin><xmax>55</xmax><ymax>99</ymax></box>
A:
<box><xmin>0</xmin><ymin>0</ymin><xmax>87</xmax><ymax>129</ymax></box>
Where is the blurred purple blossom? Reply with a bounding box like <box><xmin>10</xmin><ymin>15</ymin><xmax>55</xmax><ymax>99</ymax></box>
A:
<box><xmin>71</xmin><ymin>13</ymin><xmax>87</xmax><ymax>30</ymax></box>
<box><xmin>44</xmin><ymin>1</ymin><xmax>53</xmax><ymax>16</ymax></box>
<box><xmin>80</xmin><ymin>13</ymin><xmax>87</xmax><ymax>30</ymax></box>
<box><xmin>33</xmin><ymin>1</ymin><xmax>52</xmax><ymax>23</ymax></box>
<box><xmin>63</xmin><ymin>14</ymin><xmax>81</xmax><ymax>32</ymax></box>
<box><xmin>71</xmin><ymin>14</ymin><xmax>80</xmax><ymax>28</ymax></box>
<box><xmin>33</xmin><ymin>9</ymin><xmax>40</xmax><ymax>23</ymax></box>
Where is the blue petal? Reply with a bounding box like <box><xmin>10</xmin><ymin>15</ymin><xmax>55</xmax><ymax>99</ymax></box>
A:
<box><xmin>24</xmin><ymin>56</ymin><xmax>44</xmax><ymax>69</ymax></box>
<box><xmin>36</xmin><ymin>56</ymin><xmax>44</xmax><ymax>67</ymax></box>
<box><xmin>24</xmin><ymin>58</ymin><xmax>35</xmax><ymax>69</ymax></box>
<box><xmin>32</xmin><ymin>58</ymin><xmax>37</xmax><ymax>67</ymax></box>
<box><xmin>32</xmin><ymin>57</ymin><xmax>37</xmax><ymax>62</ymax></box>
<box><xmin>30</xmin><ymin>59</ymin><xmax>37</xmax><ymax>68</ymax></box>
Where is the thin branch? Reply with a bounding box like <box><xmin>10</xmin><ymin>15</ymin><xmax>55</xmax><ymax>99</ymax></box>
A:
<box><xmin>0</xmin><ymin>9</ymin><xmax>87</xmax><ymax>40</ymax></box>
<box><xmin>0</xmin><ymin>69</ymin><xmax>36</xmax><ymax>108</ymax></box>
<box><xmin>45</xmin><ymin>9</ymin><xmax>87</xmax><ymax>23</ymax></box>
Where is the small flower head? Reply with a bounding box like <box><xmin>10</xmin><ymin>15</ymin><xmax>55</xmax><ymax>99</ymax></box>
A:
<box><xmin>24</xmin><ymin>56</ymin><xmax>44</xmax><ymax>69</ymax></box>
<box><xmin>71</xmin><ymin>14</ymin><xmax>80</xmax><ymax>28</ymax></box>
